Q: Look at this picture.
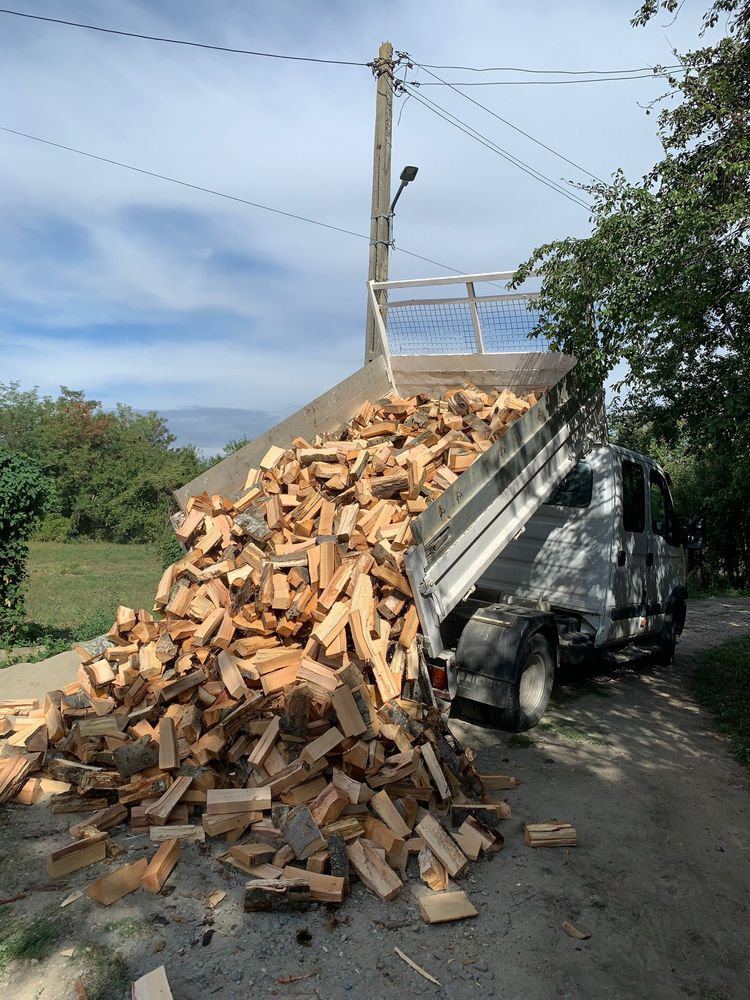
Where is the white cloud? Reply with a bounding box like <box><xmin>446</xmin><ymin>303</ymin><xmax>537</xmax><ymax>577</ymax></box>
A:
<box><xmin>0</xmin><ymin>0</ymin><xmax>715</xmax><ymax>417</ymax></box>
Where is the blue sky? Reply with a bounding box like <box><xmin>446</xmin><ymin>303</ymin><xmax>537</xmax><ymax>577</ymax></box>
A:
<box><xmin>0</xmin><ymin>1</ymin><xmax>714</xmax><ymax>453</ymax></box>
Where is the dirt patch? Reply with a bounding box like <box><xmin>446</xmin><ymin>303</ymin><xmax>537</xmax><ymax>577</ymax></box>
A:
<box><xmin>1</xmin><ymin>598</ymin><xmax>750</xmax><ymax>998</ymax></box>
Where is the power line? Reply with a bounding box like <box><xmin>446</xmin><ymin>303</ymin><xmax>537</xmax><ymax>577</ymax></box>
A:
<box><xmin>0</xmin><ymin>8</ymin><xmax>368</xmax><ymax>66</ymax></box>
<box><xmin>415</xmin><ymin>70</ymin><xmax>680</xmax><ymax>86</ymax></box>
<box><xmin>417</xmin><ymin>60</ymin><xmax>682</xmax><ymax>75</ymax></box>
<box><xmin>402</xmin><ymin>87</ymin><xmax>592</xmax><ymax>211</ymax></box>
<box><xmin>0</xmin><ymin>123</ymin><xmax>470</xmax><ymax>276</ymax></box>
<box><xmin>414</xmin><ymin>62</ymin><xmax>604</xmax><ymax>184</ymax></box>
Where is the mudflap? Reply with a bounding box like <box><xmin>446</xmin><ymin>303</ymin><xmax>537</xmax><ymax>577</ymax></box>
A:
<box><xmin>454</xmin><ymin>605</ymin><xmax>557</xmax><ymax>710</ymax></box>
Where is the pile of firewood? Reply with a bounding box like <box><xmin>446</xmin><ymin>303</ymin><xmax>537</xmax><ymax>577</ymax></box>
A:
<box><xmin>0</xmin><ymin>385</ymin><xmax>544</xmax><ymax>921</ymax></box>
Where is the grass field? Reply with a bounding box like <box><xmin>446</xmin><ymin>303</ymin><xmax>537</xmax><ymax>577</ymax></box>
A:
<box><xmin>692</xmin><ymin>636</ymin><xmax>750</xmax><ymax>768</ymax></box>
<box><xmin>23</xmin><ymin>541</ymin><xmax>163</xmax><ymax>641</ymax></box>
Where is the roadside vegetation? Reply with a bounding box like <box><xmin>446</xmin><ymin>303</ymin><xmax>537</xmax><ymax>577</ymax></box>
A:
<box><xmin>516</xmin><ymin>0</ymin><xmax>750</xmax><ymax>593</ymax></box>
<box><xmin>692</xmin><ymin>637</ymin><xmax>750</xmax><ymax>768</ymax></box>
<box><xmin>0</xmin><ymin>542</ymin><xmax>163</xmax><ymax>661</ymax></box>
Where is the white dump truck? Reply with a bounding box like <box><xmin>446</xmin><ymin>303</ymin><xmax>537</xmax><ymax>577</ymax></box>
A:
<box><xmin>177</xmin><ymin>272</ymin><xmax>703</xmax><ymax>731</ymax></box>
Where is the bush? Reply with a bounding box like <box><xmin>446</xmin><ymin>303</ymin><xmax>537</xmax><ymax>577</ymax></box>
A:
<box><xmin>0</xmin><ymin>447</ymin><xmax>51</xmax><ymax>640</ymax></box>
<box><xmin>156</xmin><ymin>523</ymin><xmax>183</xmax><ymax>570</ymax></box>
<box><xmin>34</xmin><ymin>513</ymin><xmax>73</xmax><ymax>543</ymax></box>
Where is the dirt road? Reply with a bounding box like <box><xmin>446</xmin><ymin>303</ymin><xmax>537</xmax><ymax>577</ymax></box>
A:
<box><xmin>1</xmin><ymin>597</ymin><xmax>749</xmax><ymax>999</ymax></box>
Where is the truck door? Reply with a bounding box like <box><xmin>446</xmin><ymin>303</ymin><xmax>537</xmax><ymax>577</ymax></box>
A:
<box><xmin>609</xmin><ymin>457</ymin><xmax>649</xmax><ymax>642</ymax></box>
<box><xmin>646</xmin><ymin>467</ymin><xmax>685</xmax><ymax>634</ymax></box>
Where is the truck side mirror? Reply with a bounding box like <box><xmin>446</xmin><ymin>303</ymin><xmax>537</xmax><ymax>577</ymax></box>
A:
<box><xmin>681</xmin><ymin>513</ymin><xmax>705</xmax><ymax>551</ymax></box>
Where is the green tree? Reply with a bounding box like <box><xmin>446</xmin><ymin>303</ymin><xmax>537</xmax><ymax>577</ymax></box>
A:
<box><xmin>514</xmin><ymin>0</ymin><xmax>750</xmax><ymax>585</ymax></box>
<box><xmin>0</xmin><ymin>447</ymin><xmax>51</xmax><ymax>639</ymax></box>
<box><xmin>0</xmin><ymin>383</ymin><xmax>209</xmax><ymax>547</ymax></box>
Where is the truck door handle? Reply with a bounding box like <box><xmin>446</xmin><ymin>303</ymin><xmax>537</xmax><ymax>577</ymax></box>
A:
<box><xmin>617</xmin><ymin>550</ymin><xmax>626</xmax><ymax>566</ymax></box>
<box><xmin>646</xmin><ymin>552</ymin><xmax>654</xmax><ymax>566</ymax></box>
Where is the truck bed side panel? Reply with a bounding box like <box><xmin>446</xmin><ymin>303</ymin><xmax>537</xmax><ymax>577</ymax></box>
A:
<box><xmin>406</xmin><ymin>370</ymin><xmax>607</xmax><ymax>655</ymax></box>
<box><xmin>477</xmin><ymin>445</ymin><xmax>614</xmax><ymax>620</ymax></box>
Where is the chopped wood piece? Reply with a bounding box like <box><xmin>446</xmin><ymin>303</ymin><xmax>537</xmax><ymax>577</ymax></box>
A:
<box><xmin>207</xmin><ymin>787</ymin><xmax>272</xmax><ymax>814</ymax></box>
<box><xmin>230</xmin><ymin>842</ymin><xmax>276</xmax><ymax>867</ymax></box>
<box><xmin>132</xmin><ymin>965</ymin><xmax>174</xmax><ymax>1000</ymax></box>
<box><xmin>370</xmin><ymin>790</ymin><xmax>410</xmax><ymax>839</ymax></box>
<box><xmin>142</xmin><ymin>839</ymin><xmax>181</xmax><ymax>893</ymax></box>
<box><xmin>281</xmin><ymin>866</ymin><xmax>345</xmax><ymax>904</ymax></box>
<box><xmin>282</xmin><ymin>805</ymin><xmax>325</xmax><ymax>860</ymax></box>
<box><xmin>248</xmin><ymin>717</ymin><xmax>280</xmax><ymax>769</ymax></box>
<box><xmin>309</xmin><ymin>783</ymin><xmax>349</xmax><ymax>826</ymax></box>
<box><xmin>144</xmin><ymin>776</ymin><xmax>193</xmax><ymax>826</ymax></box>
<box><xmin>524</xmin><ymin>822</ymin><xmax>577</xmax><ymax>848</ymax></box>
<box><xmin>86</xmin><ymin>858</ymin><xmax>148</xmax><ymax>906</ymax></box>
<box><xmin>299</xmin><ymin>726</ymin><xmax>344</xmax><ymax>763</ymax></box>
<box><xmin>347</xmin><ymin>839</ymin><xmax>402</xmax><ymax>901</ymax></box>
<box><xmin>561</xmin><ymin>920</ymin><xmax>591</xmax><ymax>940</ymax></box>
<box><xmin>158</xmin><ymin>718</ymin><xmax>179</xmax><ymax>771</ymax></box>
<box><xmin>149</xmin><ymin>825</ymin><xmax>205</xmax><ymax>844</ymax></box>
<box><xmin>47</xmin><ymin>834</ymin><xmax>108</xmax><ymax>878</ymax></box>
<box><xmin>415</xmin><ymin>813</ymin><xmax>468</xmax><ymax>877</ymax></box>
<box><xmin>331</xmin><ymin>684</ymin><xmax>366</xmax><ymax>738</ymax></box>
<box><xmin>70</xmin><ymin>804</ymin><xmax>127</xmax><ymax>839</ymax></box>
<box><xmin>419</xmin><ymin>742</ymin><xmax>450</xmax><ymax>800</ymax></box>
<box><xmin>418</xmin><ymin>889</ymin><xmax>478</xmax><ymax>924</ymax></box>
<box><xmin>479</xmin><ymin>773</ymin><xmax>518</xmax><ymax>791</ymax></box>
<box><xmin>418</xmin><ymin>846</ymin><xmax>448</xmax><ymax>891</ymax></box>
<box><xmin>244</xmin><ymin>878</ymin><xmax>310</xmax><ymax>912</ymax></box>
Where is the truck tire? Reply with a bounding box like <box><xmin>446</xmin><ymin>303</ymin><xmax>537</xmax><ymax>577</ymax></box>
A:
<box><xmin>491</xmin><ymin>632</ymin><xmax>555</xmax><ymax>732</ymax></box>
<box><xmin>653</xmin><ymin>599</ymin><xmax>685</xmax><ymax>666</ymax></box>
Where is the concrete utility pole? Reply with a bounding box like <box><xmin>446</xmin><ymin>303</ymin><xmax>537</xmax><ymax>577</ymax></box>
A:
<box><xmin>364</xmin><ymin>41</ymin><xmax>394</xmax><ymax>365</ymax></box>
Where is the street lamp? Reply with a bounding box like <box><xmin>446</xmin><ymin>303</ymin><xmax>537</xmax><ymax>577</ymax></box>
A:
<box><xmin>390</xmin><ymin>165</ymin><xmax>419</xmax><ymax>214</ymax></box>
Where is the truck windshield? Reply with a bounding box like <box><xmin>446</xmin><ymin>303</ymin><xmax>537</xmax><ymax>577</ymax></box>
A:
<box><xmin>545</xmin><ymin>461</ymin><xmax>593</xmax><ymax>508</ymax></box>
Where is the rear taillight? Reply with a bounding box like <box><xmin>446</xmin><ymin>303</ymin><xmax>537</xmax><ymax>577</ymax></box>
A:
<box><xmin>429</xmin><ymin>665</ymin><xmax>447</xmax><ymax>689</ymax></box>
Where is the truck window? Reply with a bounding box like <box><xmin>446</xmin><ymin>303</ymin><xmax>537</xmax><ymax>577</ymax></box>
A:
<box><xmin>545</xmin><ymin>461</ymin><xmax>592</xmax><ymax>508</ymax></box>
<box><xmin>622</xmin><ymin>460</ymin><xmax>645</xmax><ymax>532</ymax></box>
<box><xmin>650</xmin><ymin>469</ymin><xmax>679</xmax><ymax>545</ymax></box>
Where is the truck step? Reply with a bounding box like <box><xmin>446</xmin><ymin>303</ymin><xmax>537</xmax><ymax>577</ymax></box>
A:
<box><xmin>601</xmin><ymin>643</ymin><xmax>657</xmax><ymax>666</ymax></box>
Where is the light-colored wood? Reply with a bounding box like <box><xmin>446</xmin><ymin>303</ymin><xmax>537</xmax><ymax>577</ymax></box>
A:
<box><xmin>331</xmin><ymin>684</ymin><xmax>366</xmax><ymax>738</ymax></box>
<box><xmin>132</xmin><ymin>964</ymin><xmax>174</xmax><ymax>1000</ymax></box>
<box><xmin>418</xmin><ymin>846</ymin><xmax>448</xmax><ymax>890</ymax></box>
<box><xmin>347</xmin><ymin>838</ymin><xmax>402</xmax><ymax>900</ymax></box>
<box><xmin>142</xmin><ymin>839</ymin><xmax>181</xmax><ymax>893</ymax></box>
<box><xmin>370</xmin><ymin>790</ymin><xmax>410</xmax><ymax>839</ymax></box>
<box><xmin>86</xmin><ymin>858</ymin><xmax>148</xmax><ymax>906</ymax></box>
<box><xmin>149</xmin><ymin>825</ymin><xmax>205</xmax><ymax>844</ymax></box>
<box><xmin>281</xmin><ymin>865</ymin><xmax>345</xmax><ymax>904</ymax></box>
<box><xmin>70</xmin><ymin>804</ymin><xmax>127</xmax><ymax>839</ymax></box>
<box><xmin>415</xmin><ymin>813</ymin><xmax>468</xmax><ymax>877</ymax></box>
<box><xmin>479</xmin><ymin>773</ymin><xmax>518</xmax><ymax>791</ymax></box>
<box><xmin>46</xmin><ymin>834</ymin><xmax>108</xmax><ymax>878</ymax></box>
<box><xmin>299</xmin><ymin>726</ymin><xmax>344</xmax><ymax>763</ymax></box>
<box><xmin>218</xmin><ymin>651</ymin><xmax>247</xmax><ymax>699</ymax></box>
<box><xmin>418</xmin><ymin>889</ymin><xmax>478</xmax><ymax>924</ymax></box>
<box><xmin>206</xmin><ymin>787</ymin><xmax>272</xmax><ymax>814</ymax></box>
<box><xmin>419</xmin><ymin>742</ymin><xmax>450</xmax><ymax>800</ymax></box>
<box><xmin>202</xmin><ymin>811</ymin><xmax>259</xmax><ymax>837</ymax></box>
<box><xmin>247</xmin><ymin>717</ymin><xmax>280</xmax><ymax>769</ymax></box>
<box><xmin>523</xmin><ymin>822</ymin><xmax>577</xmax><ymax>848</ymax></box>
<box><xmin>158</xmin><ymin>718</ymin><xmax>179</xmax><ymax>771</ymax></box>
<box><xmin>144</xmin><ymin>775</ymin><xmax>193</xmax><ymax>826</ymax></box>
<box><xmin>394</xmin><ymin>946</ymin><xmax>441</xmax><ymax>987</ymax></box>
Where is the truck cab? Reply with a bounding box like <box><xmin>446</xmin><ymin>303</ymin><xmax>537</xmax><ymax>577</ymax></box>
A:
<box><xmin>480</xmin><ymin>444</ymin><xmax>687</xmax><ymax>655</ymax></box>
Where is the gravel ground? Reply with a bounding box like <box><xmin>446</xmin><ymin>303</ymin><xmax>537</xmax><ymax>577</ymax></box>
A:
<box><xmin>1</xmin><ymin>596</ymin><xmax>749</xmax><ymax>999</ymax></box>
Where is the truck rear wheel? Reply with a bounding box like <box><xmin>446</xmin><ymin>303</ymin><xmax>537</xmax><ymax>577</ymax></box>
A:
<box><xmin>491</xmin><ymin>632</ymin><xmax>554</xmax><ymax>732</ymax></box>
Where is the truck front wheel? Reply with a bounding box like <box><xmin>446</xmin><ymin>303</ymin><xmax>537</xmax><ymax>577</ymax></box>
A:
<box><xmin>493</xmin><ymin>632</ymin><xmax>555</xmax><ymax>732</ymax></box>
